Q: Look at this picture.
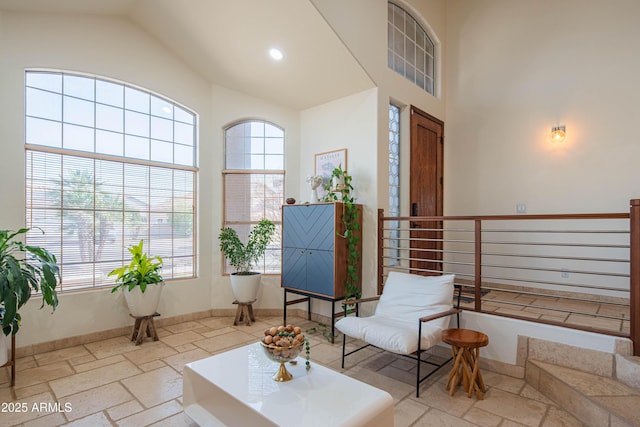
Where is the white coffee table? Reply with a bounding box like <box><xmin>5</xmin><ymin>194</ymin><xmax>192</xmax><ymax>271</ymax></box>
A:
<box><xmin>183</xmin><ymin>342</ymin><xmax>394</xmax><ymax>427</ymax></box>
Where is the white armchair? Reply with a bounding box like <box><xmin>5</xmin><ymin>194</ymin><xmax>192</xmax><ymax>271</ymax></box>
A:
<box><xmin>335</xmin><ymin>271</ymin><xmax>461</xmax><ymax>397</ymax></box>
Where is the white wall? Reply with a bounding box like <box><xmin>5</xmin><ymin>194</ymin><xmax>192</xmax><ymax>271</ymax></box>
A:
<box><xmin>300</xmin><ymin>89</ymin><xmax>379</xmax><ymax>308</ymax></box>
<box><xmin>445</xmin><ymin>0</ymin><xmax>640</xmax><ymax>216</ymax></box>
<box><xmin>0</xmin><ymin>11</ymin><xmax>215</xmax><ymax>347</ymax></box>
<box><xmin>441</xmin><ymin>0</ymin><xmax>639</xmax><ymax>360</ymax></box>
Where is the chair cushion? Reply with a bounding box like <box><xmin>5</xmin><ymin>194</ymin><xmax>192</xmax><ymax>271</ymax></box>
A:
<box><xmin>335</xmin><ymin>316</ymin><xmax>444</xmax><ymax>355</ymax></box>
<box><xmin>336</xmin><ymin>272</ymin><xmax>456</xmax><ymax>354</ymax></box>
<box><xmin>375</xmin><ymin>272</ymin><xmax>454</xmax><ymax>323</ymax></box>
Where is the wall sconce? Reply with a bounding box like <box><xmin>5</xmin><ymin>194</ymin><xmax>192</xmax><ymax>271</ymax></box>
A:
<box><xmin>551</xmin><ymin>125</ymin><xmax>566</xmax><ymax>143</ymax></box>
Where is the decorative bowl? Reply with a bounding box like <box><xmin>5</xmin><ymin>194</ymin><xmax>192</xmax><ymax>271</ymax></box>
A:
<box><xmin>260</xmin><ymin>332</ymin><xmax>305</xmax><ymax>382</ymax></box>
<box><xmin>260</xmin><ymin>339</ymin><xmax>304</xmax><ymax>381</ymax></box>
<box><xmin>260</xmin><ymin>339</ymin><xmax>304</xmax><ymax>362</ymax></box>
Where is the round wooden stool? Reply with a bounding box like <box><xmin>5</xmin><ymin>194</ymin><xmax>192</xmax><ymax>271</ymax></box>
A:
<box><xmin>442</xmin><ymin>328</ymin><xmax>489</xmax><ymax>399</ymax></box>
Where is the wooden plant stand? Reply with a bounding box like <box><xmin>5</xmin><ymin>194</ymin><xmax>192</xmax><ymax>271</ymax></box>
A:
<box><xmin>1</xmin><ymin>334</ymin><xmax>15</xmax><ymax>387</ymax></box>
<box><xmin>233</xmin><ymin>300</ymin><xmax>256</xmax><ymax>326</ymax></box>
<box><xmin>130</xmin><ymin>313</ymin><xmax>160</xmax><ymax>345</ymax></box>
<box><xmin>442</xmin><ymin>328</ymin><xmax>489</xmax><ymax>399</ymax></box>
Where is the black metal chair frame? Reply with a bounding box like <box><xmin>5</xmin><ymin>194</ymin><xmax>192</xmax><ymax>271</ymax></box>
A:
<box><xmin>340</xmin><ymin>284</ymin><xmax>462</xmax><ymax>397</ymax></box>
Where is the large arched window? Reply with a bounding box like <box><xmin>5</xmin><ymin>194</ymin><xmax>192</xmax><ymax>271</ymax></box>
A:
<box><xmin>223</xmin><ymin>120</ymin><xmax>284</xmax><ymax>274</ymax></box>
<box><xmin>25</xmin><ymin>70</ymin><xmax>198</xmax><ymax>291</ymax></box>
<box><xmin>388</xmin><ymin>2</ymin><xmax>436</xmax><ymax>95</ymax></box>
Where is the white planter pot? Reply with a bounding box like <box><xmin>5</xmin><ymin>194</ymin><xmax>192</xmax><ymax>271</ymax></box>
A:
<box><xmin>230</xmin><ymin>273</ymin><xmax>261</xmax><ymax>303</ymax></box>
<box><xmin>0</xmin><ymin>333</ymin><xmax>8</xmax><ymax>366</ymax></box>
<box><xmin>123</xmin><ymin>282</ymin><xmax>164</xmax><ymax>317</ymax></box>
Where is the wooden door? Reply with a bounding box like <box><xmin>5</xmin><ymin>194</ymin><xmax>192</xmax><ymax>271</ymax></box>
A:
<box><xmin>409</xmin><ymin>106</ymin><xmax>444</xmax><ymax>275</ymax></box>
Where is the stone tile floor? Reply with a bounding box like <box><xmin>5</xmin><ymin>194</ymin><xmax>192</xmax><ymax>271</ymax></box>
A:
<box><xmin>0</xmin><ymin>314</ymin><xmax>587</xmax><ymax>426</ymax></box>
<box><xmin>460</xmin><ymin>289</ymin><xmax>630</xmax><ymax>335</ymax></box>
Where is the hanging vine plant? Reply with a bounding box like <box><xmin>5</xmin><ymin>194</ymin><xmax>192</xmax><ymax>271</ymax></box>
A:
<box><xmin>322</xmin><ymin>165</ymin><xmax>362</xmax><ymax>302</ymax></box>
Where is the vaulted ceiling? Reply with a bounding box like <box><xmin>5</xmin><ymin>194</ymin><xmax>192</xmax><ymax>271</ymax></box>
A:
<box><xmin>0</xmin><ymin>0</ymin><xmax>375</xmax><ymax>110</ymax></box>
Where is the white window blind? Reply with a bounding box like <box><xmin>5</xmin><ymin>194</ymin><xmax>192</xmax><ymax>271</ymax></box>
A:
<box><xmin>25</xmin><ymin>70</ymin><xmax>198</xmax><ymax>291</ymax></box>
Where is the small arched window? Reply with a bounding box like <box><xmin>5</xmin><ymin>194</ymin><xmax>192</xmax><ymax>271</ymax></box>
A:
<box><xmin>388</xmin><ymin>2</ymin><xmax>436</xmax><ymax>95</ymax></box>
<box><xmin>222</xmin><ymin>120</ymin><xmax>284</xmax><ymax>274</ymax></box>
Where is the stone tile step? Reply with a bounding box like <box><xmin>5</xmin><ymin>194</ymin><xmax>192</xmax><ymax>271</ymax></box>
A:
<box><xmin>526</xmin><ymin>359</ymin><xmax>640</xmax><ymax>427</ymax></box>
<box><xmin>615</xmin><ymin>354</ymin><xmax>640</xmax><ymax>391</ymax></box>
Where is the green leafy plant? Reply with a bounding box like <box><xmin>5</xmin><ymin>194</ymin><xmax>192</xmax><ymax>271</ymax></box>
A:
<box><xmin>306</xmin><ymin>322</ymin><xmax>334</xmax><ymax>342</ymax></box>
<box><xmin>219</xmin><ymin>219</ymin><xmax>276</xmax><ymax>274</ymax></box>
<box><xmin>0</xmin><ymin>228</ymin><xmax>60</xmax><ymax>336</ymax></box>
<box><xmin>305</xmin><ymin>336</ymin><xmax>311</xmax><ymax>370</ymax></box>
<box><xmin>108</xmin><ymin>240</ymin><xmax>163</xmax><ymax>293</ymax></box>
<box><xmin>323</xmin><ymin>165</ymin><xmax>362</xmax><ymax>301</ymax></box>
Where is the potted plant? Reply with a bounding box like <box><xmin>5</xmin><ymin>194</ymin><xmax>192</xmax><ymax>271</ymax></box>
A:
<box><xmin>108</xmin><ymin>240</ymin><xmax>164</xmax><ymax>317</ymax></box>
<box><xmin>0</xmin><ymin>228</ymin><xmax>60</xmax><ymax>365</ymax></box>
<box><xmin>323</xmin><ymin>166</ymin><xmax>362</xmax><ymax>303</ymax></box>
<box><xmin>219</xmin><ymin>219</ymin><xmax>276</xmax><ymax>303</ymax></box>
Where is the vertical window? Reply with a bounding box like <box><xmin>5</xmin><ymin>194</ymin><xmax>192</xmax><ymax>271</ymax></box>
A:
<box><xmin>388</xmin><ymin>104</ymin><xmax>401</xmax><ymax>265</ymax></box>
<box><xmin>388</xmin><ymin>2</ymin><xmax>436</xmax><ymax>95</ymax></box>
<box><xmin>223</xmin><ymin>120</ymin><xmax>284</xmax><ymax>274</ymax></box>
<box><xmin>25</xmin><ymin>70</ymin><xmax>198</xmax><ymax>291</ymax></box>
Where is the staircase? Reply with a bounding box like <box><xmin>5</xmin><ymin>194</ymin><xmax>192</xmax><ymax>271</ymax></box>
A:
<box><xmin>523</xmin><ymin>338</ymin><xmax>640</xmax><ymax>427</ymax></box>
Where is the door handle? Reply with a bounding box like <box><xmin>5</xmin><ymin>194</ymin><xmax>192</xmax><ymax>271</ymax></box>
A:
<box><xmin>411</xmin><ymin>203</ymin><xmax>419</xmax><ymax>228</ymax></box>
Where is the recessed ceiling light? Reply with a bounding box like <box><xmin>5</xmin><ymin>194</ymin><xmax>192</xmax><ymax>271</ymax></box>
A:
<box><xmin>269</xmin><ymin>48</ymin><xmax>284</xmax><ymax>61</ymax></box>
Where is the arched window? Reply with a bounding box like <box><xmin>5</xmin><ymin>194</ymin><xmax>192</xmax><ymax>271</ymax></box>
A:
<box><xmin>25</xmin><ymin>70</ymin><xmax>198</xmax><ymax>291</ymax></box>
<box><xmin>388</xmin><ymin>2</ymin><xmax>436</xmax><ymax>95</ymax></box>
<box><xmin>223</xmin><ymin>120</ymin><xmax>284</xmax><ymax>274</ymax></box>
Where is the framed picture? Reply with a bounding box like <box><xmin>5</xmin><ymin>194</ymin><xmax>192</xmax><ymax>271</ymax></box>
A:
<box><xmin>314</xmin><ymin>148</ymin><xmax>347</xmax><ymax>179</ymax></box>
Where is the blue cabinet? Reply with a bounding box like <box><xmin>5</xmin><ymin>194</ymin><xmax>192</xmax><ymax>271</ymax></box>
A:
<box><xmin>282</xmin><ymin>202</ymin><xmax>361</xmax><ymax>298</ymax></box>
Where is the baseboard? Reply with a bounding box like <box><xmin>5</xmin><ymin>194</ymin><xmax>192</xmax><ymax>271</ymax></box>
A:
<box><xmin>15</xmin><ymin>308</ymin><xmax>296</xmax><ymax>359</ymax></box>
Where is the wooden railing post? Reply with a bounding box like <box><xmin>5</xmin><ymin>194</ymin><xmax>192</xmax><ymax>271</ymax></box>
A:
<box><xmin>378</xmin><ymin>209</ymin><xmax>385</xmax><ymax>295</ymax></box>
<box><xmin>630</xmin><ymin>200</ymin><xmax>640</xmax><ymax>356</ymax></box>
<box><xmin>474</xmin><ymin>219</ymin><xmax>482</xmax><ymax>312</ymax></box>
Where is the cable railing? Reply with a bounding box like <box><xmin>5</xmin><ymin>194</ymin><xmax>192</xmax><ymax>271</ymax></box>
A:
<box><xmin>377</xmin><ymin>200</ymin><xmax>640</xmax><ymax>356</ymax></box>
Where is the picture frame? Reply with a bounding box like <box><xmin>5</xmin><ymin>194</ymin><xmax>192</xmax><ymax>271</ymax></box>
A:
<box><xmin>313</xmin><ymin>149</ymin><xmax>347</xmax><ymax>201</ymax></box>
<box><xmin>314</xmin><ymin>148</ymin><xmax>347</xmax><ymax>179</ymax></box>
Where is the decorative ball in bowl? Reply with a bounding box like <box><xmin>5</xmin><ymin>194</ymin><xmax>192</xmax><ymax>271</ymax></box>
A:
<box><xmin>260</xmin><ymin>325</ymin><xmax>306</xmax><ymax>382</ymax></box>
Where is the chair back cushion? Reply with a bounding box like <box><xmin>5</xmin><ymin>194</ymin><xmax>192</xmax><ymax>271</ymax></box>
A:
<box><xmin>375</xmin><ymin>272</ymin><xmax>454</xmax><ymax>323</ymax></box>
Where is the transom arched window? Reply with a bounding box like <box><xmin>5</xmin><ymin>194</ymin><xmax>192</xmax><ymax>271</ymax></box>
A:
<box><xmin>388</xmin><ymin>2</ymin><xmax>436</xmax><ymax>95</ymax></box>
